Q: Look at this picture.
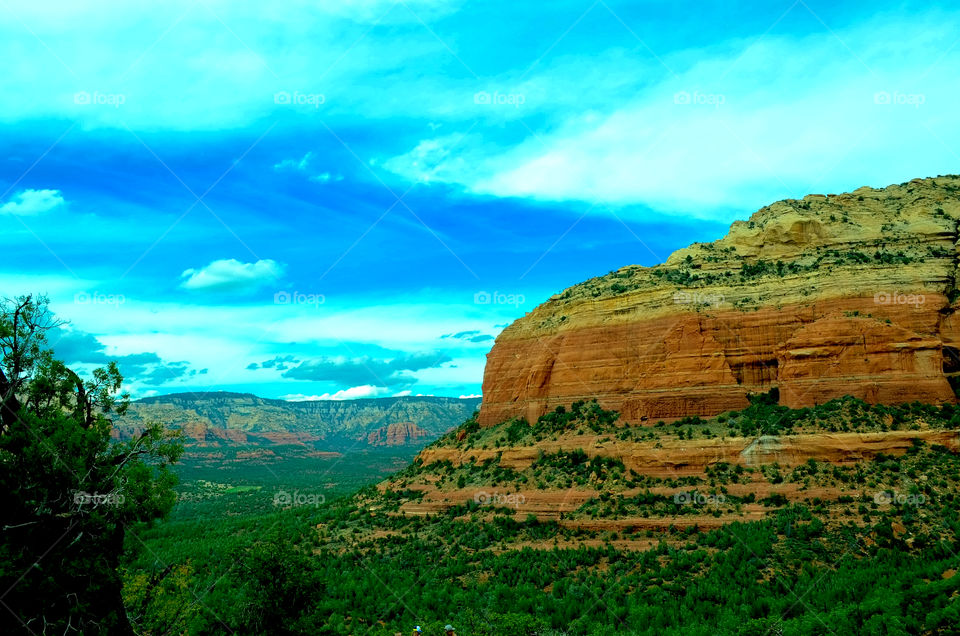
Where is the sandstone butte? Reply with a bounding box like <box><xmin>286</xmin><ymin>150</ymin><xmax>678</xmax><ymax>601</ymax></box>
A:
<box><xmin>479</xmin><ymin>175</ymin><xmax>960</xmax><ymax>426</ymax></box>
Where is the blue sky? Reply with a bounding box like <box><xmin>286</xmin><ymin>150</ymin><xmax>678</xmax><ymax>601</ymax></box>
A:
<box><xmin>2</xmin><ymin>0</ymin><xmax>958</xmax><ymax>400</ymax></box>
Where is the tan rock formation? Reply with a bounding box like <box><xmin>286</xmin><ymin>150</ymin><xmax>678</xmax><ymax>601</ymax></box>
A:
<box><xmin>480</xmin><ymin>176</ymin><xmax>960</xmax><ymax>425</ymax></box>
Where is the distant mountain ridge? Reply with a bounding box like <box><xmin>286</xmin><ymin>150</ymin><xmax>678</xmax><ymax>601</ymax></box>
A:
<box><xmin>116</xmin><ymin>392</ymin><xmax>481</xmax><ymax>450</ymax></box>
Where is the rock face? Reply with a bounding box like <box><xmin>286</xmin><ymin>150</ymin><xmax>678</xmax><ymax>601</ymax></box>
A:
<box><xmin>480</xmin><ymin>176</ymin><xmax>960</xmax><ymax>426</ymax></box>
<box><xmin>366</xmin><ymin>422</ymin><xmax>430</xmax><ymax>446</ymax></box>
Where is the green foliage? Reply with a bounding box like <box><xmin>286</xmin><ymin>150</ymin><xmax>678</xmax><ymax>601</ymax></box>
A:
<box><xmin>233</xmin><ymin>530</ymin><xmax>327</xmax><ymax>635</ymax></box>
<box><xmin>538</xmin><ymin>400</ymin><xmax>620</xmax><ymax>434</ymax></box>
<box><xmin>145</xmin><ymin>501</ymin><xmax>960</xmax><ymax>635</ymax></box>
<box><xmin>450</xmin><ymin>401</ymin><xmax>621</xmax><ymax>450</ymax></box>
<box><xmin>533</xmin><ymin>449</ymin><xmax>626</xmax><ymax>481</ymax></box>
<box><xmin>0</xmin><ymin>295</ymin><xmax>183</xmax><ymax>633</ymax></box>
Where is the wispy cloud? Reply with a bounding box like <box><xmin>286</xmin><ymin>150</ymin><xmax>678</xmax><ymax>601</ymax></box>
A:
<box><xmin>247</xmin><ymin>354</ymin><xmax>300</xmax><ymax>371</ymax></box>
<box><xmin>384</xmin><ymin>12</ymin><xmax>960</xmax><ymax>219</ymax></box>
<box><xmin>441</xmin><ymin>329</ymin><xmax>494</xmax><ymax>343</ymax></box>
<box><xmin>48</xmin><ymin>326</ymin><xmax>206</xmax><ymax>388</ymax></box>
<box><xmin>274</xmin><ymin>152</ymin><xmax>313</xmax><ymax>172</ymax></box>
<box><xmin>281</xmin><ymin>351</ymin><xmax>452</xmax><ymax>388</ymax></box>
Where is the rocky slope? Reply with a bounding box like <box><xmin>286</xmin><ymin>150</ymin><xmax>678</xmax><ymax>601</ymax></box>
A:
<box><xmin>368</xmin><ymin>398</ymin><xmax>960</xmax><ymax>541</ymax></box>
<box><xmin>480</xmin><ymin>176</ymin><xmax>960</xmax><ymax>426</ymax></box>
<box><xmin>414</xmin><ymin>429</ymin><xmax>960</xmax><ymax>477</ymax></box>
<box><xmin>315</xmin><ymin>397</ymin><xmax>960</xmax><ymax>635</ymax></box>
<box><xmin>116</xmin><ymin>392</ymin><xmax>480</xmax><ymax>450</ymax></box>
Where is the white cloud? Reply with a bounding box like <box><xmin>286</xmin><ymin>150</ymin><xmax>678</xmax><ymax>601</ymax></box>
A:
<box><xmin>390</xmin><ymin>390</ymin><xmax>440</xmax><ymax>398</ymax></box>
<box><xmin>274</xmin><ymin>152</ymin><xmax>313</xmax><ymax>172</ymax></box>
<box><xmin>383</xmin><ymin>134</ymin><xmax>484</xmax><ymax>185</ymax></box>
<box><xmin>385</xmin><ymin>14</ymin><xmax>960</xmax><ymax>219</ymax></box>
<box><xmin>275</xmin><ymin>155</ymin><xmax>343</xmax><ymax>184</ymax></box>
<box><xmin>309</xmin><ymin>172</ymin><xmax>343</xmax><ymax>183</ymax></box>
<box><xmin>458</xmin><ymin>393</ymin><xmax>481</xmax><ymax>399</ymax></box>
<box><xmin>280</xmin><ymin>385</ymin><xmax>392</xmax><ymax>400</ymax></box>
<box><xmin>179</xmin><ymin>258</ymin><xmax>285</xmax><ymax>292</ymax></box>
<box><xmin>0</xmin><ymin>189</ymin><xmax>66</xmax><ymax>215</ymax></box>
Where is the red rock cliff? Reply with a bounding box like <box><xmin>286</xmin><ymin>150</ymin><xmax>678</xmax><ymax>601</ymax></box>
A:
<box><xmin>480</xmin><ymin>176</ymin><xmax>960</xmax><ymax>426</ymax></box>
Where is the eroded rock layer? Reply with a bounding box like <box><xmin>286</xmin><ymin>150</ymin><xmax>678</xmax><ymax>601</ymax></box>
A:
<box><xmin>480</xmin><ymin>176</ymin><xmax>960</xmax><ymax>425</ymax></box>
<box><xmin>415</xmin><ymin>429</ymin><xmax>960</xmax><ymax>476</ymax></box>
